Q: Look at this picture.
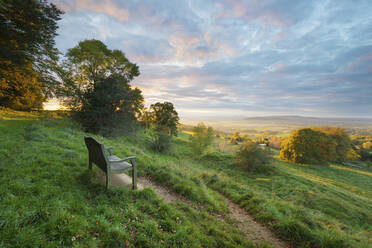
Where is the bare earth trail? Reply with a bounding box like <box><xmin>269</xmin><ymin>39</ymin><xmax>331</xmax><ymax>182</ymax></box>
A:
<box><xmin>97</xmin><ymin>172</ymin><xmax>289</xmax><ymax>248</ymax></box>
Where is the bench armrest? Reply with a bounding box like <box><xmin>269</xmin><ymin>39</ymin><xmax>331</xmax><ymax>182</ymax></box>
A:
<box><xmin>109</xmin><ymin>156</ymin><xmax>137</xmax><ymax>163</ymax></box>
<box><xmin>104</xmin><ymin>147</ymin><xmax>114</xmax><ymax>155</ymax></box>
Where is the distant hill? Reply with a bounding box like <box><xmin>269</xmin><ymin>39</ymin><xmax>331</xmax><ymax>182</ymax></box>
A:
<box><xmin>182</xmin><ymin>115</ymin><xmax>372</xmax><ymax>135</ymax></box>
<box><xmin>243</xmin><ymin>115</ymin><xmax>372</xmax><ymax>126</ymax></box>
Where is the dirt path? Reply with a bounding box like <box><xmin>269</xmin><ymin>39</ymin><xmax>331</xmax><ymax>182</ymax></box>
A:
<box><xmin>221</xmin><ymin>196</ymin><xmax>288</xmax><ymax>248</ymax></box>
<box><xmin>97</xmin><ymin>172</ymin><xmax>288</xmax><ymax>248</ymax></box>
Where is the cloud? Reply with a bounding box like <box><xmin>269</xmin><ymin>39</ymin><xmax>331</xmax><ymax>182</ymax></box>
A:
<box><xmin>52</xmin><ymin>0</ymin><xmax>372</xmax><ymax>118</ymax></box>
<box><xmin>54</xmin><ymin>0</ymin><xmax>130</xmax><ymax>21</ymax></box>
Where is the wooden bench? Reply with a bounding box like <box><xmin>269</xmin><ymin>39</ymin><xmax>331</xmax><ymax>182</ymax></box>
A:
<box><xmin>84</xmin><ymin>136</ymin><xmax>137</xmax><ymax>190</ymax></box>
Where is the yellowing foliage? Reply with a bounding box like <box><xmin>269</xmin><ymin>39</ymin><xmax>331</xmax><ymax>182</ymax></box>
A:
<box><xmin>0</xmin><ymin>62</ymin><xmax>45</xmax><ymax>110</ymax></box>
<box><xmin>280</xmin><ymin>127</ymin><xmax>351</xmax><ymax>164</ymax></box>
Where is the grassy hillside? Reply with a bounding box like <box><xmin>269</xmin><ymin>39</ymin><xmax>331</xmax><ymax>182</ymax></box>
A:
<box><xmin>0</xmin><ymin>109</ymin><xmax>261</xmax><ymax>248</ymax></box>
<box><xmin>1</xmin><ymin>109</ymin><xmax>371</xmax><ymax>247</ymax></box>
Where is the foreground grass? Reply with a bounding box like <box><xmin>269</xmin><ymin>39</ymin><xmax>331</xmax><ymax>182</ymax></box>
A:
<box><xmin>0</xmin><ymin>109</ymin><xmax>262</xmax><ymax>248</ymax></box>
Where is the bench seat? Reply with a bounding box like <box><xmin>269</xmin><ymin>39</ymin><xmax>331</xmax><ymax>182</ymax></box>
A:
<box><xmin>108</xmin><ymin>155</ymin><xmax>132</xmax><ymax>171</ymax></box>
<box><xmin>84</xmin><ymin>137</ymin><xmax>137</xmax><ymax>189</ymax></box>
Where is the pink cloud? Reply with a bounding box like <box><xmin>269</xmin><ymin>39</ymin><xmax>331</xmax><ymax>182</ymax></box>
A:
<box><xmin>342</xmin><ymin>53</ymin><xmax>372</xmax><ymax>72</ymax></box>
<box><xmin>215</xmin><ymin>0</ymin><xmax>292</xmax><ymax>27</ymax></box>
<box><xmin>53</xmin><ymin>0</ymin><xmax>130</xmax><ymax>22</ymax></box>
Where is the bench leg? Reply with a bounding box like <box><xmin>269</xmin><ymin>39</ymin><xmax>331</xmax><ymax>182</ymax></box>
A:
<box><xmin>88</xmin><ymin>158</ymin><xmax>93</xmax><ymax>170</ymax></box>
<box><xmin>106</xmin><ymin>173</ymin><xmax>111</xmax><ymax>190</ymax></box>
<box><xmin>132</xmin><ymin>161</ymin><xmax>137</xmax><ymax>190</ymax></box>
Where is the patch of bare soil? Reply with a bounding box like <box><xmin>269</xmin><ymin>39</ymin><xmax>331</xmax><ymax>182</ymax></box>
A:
<box><xmin>137</xmin><ymin>176</ymin><xmax>191</xmax><ymax>204</ymax></box>
<box><xmin>96</xmin><ymin>171</ymin><xmax>288</xmax><ymax>248</ymax></box>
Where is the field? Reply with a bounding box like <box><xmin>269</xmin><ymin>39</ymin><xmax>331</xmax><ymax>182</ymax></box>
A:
<box><xmin>1</xmin><ymin>109</ymin><xmax>371</xmax><ymax>247</ymax></box>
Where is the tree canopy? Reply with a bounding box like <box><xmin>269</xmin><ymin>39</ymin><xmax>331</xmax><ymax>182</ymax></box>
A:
<box><xmin>58</xmin><ymin>39</ymin><xmax>143</xmax><ymax>135</ymax></box>
<box><xmin>0</xmin><ymin>62</ymin><xmax>45</xmax><ymax>110</ymax></box>
<box><xmin>0</xmin><ymin>0</ymin><xmax>62</xmax><ymax>109</ymax></box>
<box><xmin>311</xmin><ymin>126</ymin><xmax>350</xmax><ymax>162</ymax></box>
<box><xmin>189</xmin><ymin>122</ymin><xmax>214</xmax><ymax>157</ymax></box>
<box><xmin>280</xmin><ymin>127</ymin><xmax>351</xmax><ymax>164</ymax></box>
<box><xmin>147</xmin><ymin>102</ymin><xmax>180</xmax><ymax>136</ymax></box>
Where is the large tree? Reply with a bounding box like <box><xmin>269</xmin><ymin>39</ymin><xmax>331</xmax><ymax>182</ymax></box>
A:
<box><xmin>280</xmin><ymin>128</ymin><xmax>338</xmax><ymax>164</ymax></box>
<box><xmin>148</xmin><ymin>102</ymin><xmax>180</xmax><ymax>136</ymax></box>
<box><xmin>0</xmin><ymin>0</ymin><xmax>62</xmax><ymax>109</ymax></box>
<box><xmin>58</xmin><ymin>39</ymin><xmax>143</xmax><ymax>135</ymax></box>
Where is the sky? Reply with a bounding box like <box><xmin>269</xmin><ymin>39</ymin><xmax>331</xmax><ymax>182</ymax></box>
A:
<box><xmin>49</xmin><ymin>0</ymin><xmax>372</xmax><ymax>119</ymax></box>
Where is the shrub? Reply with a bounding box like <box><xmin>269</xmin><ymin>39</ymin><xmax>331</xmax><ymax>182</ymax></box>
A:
<box><xmin>268</xmin><ymin>136</ymin><xmax>282</xmax><ymax>149</ymax></box>
<box><xmin>148</xmin><ymin>128</ymin><xmax>172</xmax><ymax>153</ymax></box>
<box><xmin>189</xmin><ymin>123</ymin><xmax>214</xmax><ymax>157</ymax></box>
<box><xmin>346</xmin><ymin>147</ymin><xmax>361</xmax><ymax>161</ymax></box>
<box><xmin>365</xmin><ymin>161</ymin><xmax>372</xmax><ymax>168</ymax></box>
<box><xmin>235</xmin><ymin>141</ymin><xmax>270</xmax><ymax>171</ymax></box>
<box><xmin>229</xmin><ymin>132</ymin><xmax>242</xmax><ymax>144</ymax></box>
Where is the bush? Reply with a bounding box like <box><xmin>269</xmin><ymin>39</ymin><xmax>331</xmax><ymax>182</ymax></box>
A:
<box><xmin>229</xmin><ymin>132</ymin><xmax>242</xmax><ymax>144</ymax></box>
<box><xmin>268</xmin><ymin>136</ymin><xmax>282</xmax><ymax>149</ymax></box>
<box><xmin>365</xmin><ymin>161</ymin><xmax>372</xmax><ymax>169</ymax></box>
<box><xmin>235</xmin><ymin>141</ymin><xmax>270</xmax><ymax>171</ymax></box>
<box><xmin>148</xmin><ymin>128</ymin><xmax>172</xmax><ymax>153</ymax></box>
<box><xmin>189</xmin><ymin>123</ymin><xmax>214</xmax><ymax>157</ymax></box>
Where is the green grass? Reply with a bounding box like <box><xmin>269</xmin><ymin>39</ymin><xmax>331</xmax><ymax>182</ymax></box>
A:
<box><xmin>0</xmin><ymin>109</ymin><xmax>263</xmax><ymax>248</ymax></box>
<box><xmin>1</xmin><ymin>109</ymin><xmax>371</xmax><ymax>247</ymax></box>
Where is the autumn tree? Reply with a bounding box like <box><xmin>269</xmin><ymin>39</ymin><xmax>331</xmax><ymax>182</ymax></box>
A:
<box><xmin>311</xmin><ymin>127</ymin><xmax>351</xmax><ymax>162</ymax></box>
<box><xmin>0</xmin><ymin>62</ymin><xmax>45</xmax><ymax>110</ymax></box>
<box><xmin>0</xmin><ymin>0</ymin><xmax>63</xmax><ymax>109</ymax></box>
<box><xmin>280</xmin><ymin>128</ymin><xmax>338</xmax><ymax>164</ymax></box>
<box><xmin>362</xmin><ymin>142</ymin><xmax>372</xmax><ymax>150</ymax></box>
<box><xmin>57</xmin><ymin>39</ymin><xmax>143</xmax><ymax>135</ymax></box>
<box><xmin>268</xmin><ymin>136</ymin><xmax>282</xmax><ymax>149</ymax></box>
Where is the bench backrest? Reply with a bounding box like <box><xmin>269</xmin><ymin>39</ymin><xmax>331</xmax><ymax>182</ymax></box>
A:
<box><xmin>84</xmin><ymin>136</ymin><xmax>108</xmax><ymax>172</ymax></box>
